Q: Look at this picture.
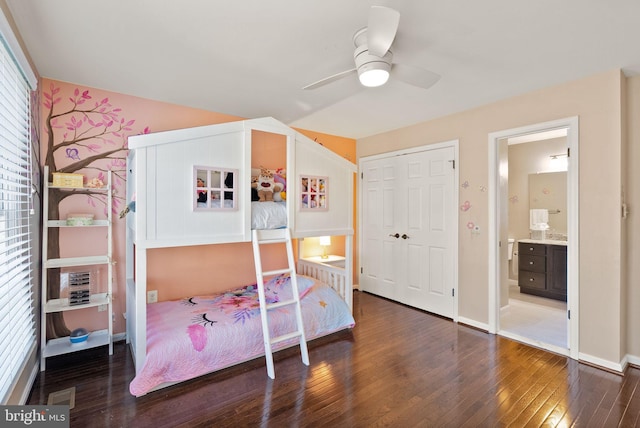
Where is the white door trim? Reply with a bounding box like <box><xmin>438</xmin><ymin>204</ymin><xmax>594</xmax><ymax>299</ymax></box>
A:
<box><xmin>488</xmin><ymin>117</ymin><xmax>579</xmax><ymax>360</ymax></box>
<box><xmin>358</xmin><ymin>140</ymin><xmax>459</xmax><ymax>321</ymax></box>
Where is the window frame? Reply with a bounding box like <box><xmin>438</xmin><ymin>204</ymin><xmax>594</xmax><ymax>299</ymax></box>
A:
<box><xmin>193</xmin><ymin>166</ymin><xmax>239</xmax><ymax>211</ymax></box>
<box><xmin>0</xmin><ymin>9</ymin><xmax>38</xmax><ymax>404</ymax></box>
<box><xmin>299</xmin><ymin>175</ymin><xmax>328</xmax><ymax>211</ymax></box>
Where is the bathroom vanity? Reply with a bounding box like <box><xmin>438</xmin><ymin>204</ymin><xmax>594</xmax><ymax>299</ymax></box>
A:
<box><xmin>518</xmin><ymin>239</ymin><xmax>567</xmax><ymax>301</ymax></box>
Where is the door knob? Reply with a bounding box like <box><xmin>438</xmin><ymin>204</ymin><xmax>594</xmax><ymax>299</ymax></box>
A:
<box><xmin>402</xmin><ymin>234</ymin><xmax>409</xmax><ymax>239</ymax></box>
<box><xmin>389</xmin><ymin>233</ymin><xmax>399</xmax><ymax>238</ymax></box>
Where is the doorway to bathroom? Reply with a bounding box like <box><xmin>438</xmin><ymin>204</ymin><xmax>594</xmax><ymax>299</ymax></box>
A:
<box><xmin>488</xmin><ymin>117</ymin><xmax>579</xmax><ymax>360</ymax></box>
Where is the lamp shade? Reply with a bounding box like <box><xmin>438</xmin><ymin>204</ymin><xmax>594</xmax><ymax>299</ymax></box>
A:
<box><xmin>319</xmin><ymin>236</ymin><xmax>331</xmax><ymax>246</ymax></box>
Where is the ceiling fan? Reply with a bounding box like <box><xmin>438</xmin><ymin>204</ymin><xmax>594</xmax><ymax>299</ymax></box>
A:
<box><xmin>302</xmin><ymin>6</ymin><xmax>440</xmax><ymax>91</ymax></box>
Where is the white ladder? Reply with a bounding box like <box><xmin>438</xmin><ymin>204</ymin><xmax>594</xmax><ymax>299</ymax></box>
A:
<box><xmin>252</xmin><ymin>228</ymin><xmax>309</xmax><ymax>379</ymax></box>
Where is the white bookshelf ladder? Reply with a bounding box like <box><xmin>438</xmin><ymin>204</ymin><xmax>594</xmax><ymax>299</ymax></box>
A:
<box><xmin>252</xmin><ymin>228</ymin><xmax>309</xmax><ymax>379</ymax></box>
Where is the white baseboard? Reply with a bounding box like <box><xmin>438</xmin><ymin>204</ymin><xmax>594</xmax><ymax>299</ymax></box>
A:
<box><xmin>499</xmin><ymin>304</ymin><xmax>511</xmax><ymax>315</ymax></box>
<box><xmin>626</xmin><ymin>354</ymin><xmax>640</xmax><ymax>367</ymax></box>
<box><xmin>457</xmin><ymin>316</ymin><xmax>489</xmax><ymax>332</ymax></box>
<box><xmin>113</xmin><ymin>332</ymin><xmax>126</xmax><ymax>343</ymax></box>
<box><xmin>578</xmin><ymin>352</ymin><xmax>626</xmax><ymax>373</ymax></box>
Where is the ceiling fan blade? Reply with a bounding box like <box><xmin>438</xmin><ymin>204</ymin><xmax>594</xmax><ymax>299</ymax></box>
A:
<box><xmin>367</xmin><ymin>6</ymin><xmax>400</xmax><ymax>57</ymax></box>
<box><xmin>392</xmin><ymin>64</ymin><xmax>441</xmax><ymax>90</ymax></box>
<box><xmin>302</xmin><ymin>68</ymin><xmax>357</xmax><ymax>90</ymax></box>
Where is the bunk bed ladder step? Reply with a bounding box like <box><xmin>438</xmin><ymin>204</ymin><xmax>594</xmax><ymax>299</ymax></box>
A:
<box><xmin>252</xmin><ymin>228</ymin><xmax>310</xmax><ymax>379</ymax></box>
<box><xmin>262</xmin><ymin>268</ymin><xmax>293</xmax><ymax>277</ymax></box>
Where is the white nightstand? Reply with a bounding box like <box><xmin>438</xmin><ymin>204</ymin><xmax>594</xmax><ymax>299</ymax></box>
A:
<box><xmin>300</xmin><ymin>255</ymin><xmax>346</xmax><ymax>268</ymax></box>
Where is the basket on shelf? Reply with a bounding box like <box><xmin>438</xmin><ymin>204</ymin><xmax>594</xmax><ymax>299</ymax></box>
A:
<box><xmin>52</xmin><ymin>172</ymin><xmax>84</xmax><ymax>188</ymax></box>
<box><xmin>66</xmin><ymin>213</ymin><xmax>94</xmax><ymax>226</ymax></box>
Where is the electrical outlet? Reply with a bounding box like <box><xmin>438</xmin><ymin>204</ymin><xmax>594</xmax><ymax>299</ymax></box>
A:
<box><xmin>147</xmin><ymin>290</ymin><xmax>158</xmax><ymax>304</ymax></box>
<box><xmin>98</xmin><ymin>304</ymin><xmax>107</xmax><ymax>312</ymax></box>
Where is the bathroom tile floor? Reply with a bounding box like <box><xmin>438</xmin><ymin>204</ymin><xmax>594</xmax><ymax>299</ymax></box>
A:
<box><xmin>500</xmin><ymin>285</ymin><xmax>567</xmax><ymax>349</ymax></box>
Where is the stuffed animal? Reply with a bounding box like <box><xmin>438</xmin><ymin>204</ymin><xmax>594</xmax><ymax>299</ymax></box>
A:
<box><xmin>250</xmin><ymin>176</ymin><xmax>260</xmax><ymax>201</ymax></box>
<box><xmin>272</xmin><ymin>169</ymin><xmax>286</xmax><ymax>202</ymax></box>
<box><xmin>255</xmin><ymin>167</ymin><xmax>283</xmax><ymax>202</ymax></box>
<box><xmin>196</xmin><ymin>178</ymin><xmax>207</xmax><ymax>203</ymax></box>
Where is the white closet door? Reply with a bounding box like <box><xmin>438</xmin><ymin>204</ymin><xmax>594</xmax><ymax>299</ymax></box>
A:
<box><xmin>360</xmin><ymin>156</ymin><xmax>403</xmax><ymax>301</ymax></box>
<box><xmin>402</xmin><ymin>147</ymin><xmax>455</xmax><ymax>316</ymax></box>
<box><xmin>360</xmin><ymin>146</ymin><xmax>456</xmax><ymax>318</ymax></box>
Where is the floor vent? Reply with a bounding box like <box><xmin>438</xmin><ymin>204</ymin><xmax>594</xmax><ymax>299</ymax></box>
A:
<box><xmin>47</xmin><ymin>386</ymin><xmax>76</xmax><ymax>409</ymax></box>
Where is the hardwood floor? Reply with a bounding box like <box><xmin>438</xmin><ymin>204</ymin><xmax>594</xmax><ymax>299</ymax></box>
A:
<box><xmin>29</xmin><ymin>291</ymin><xmax>640</xmax><ymax>427</ymax></box>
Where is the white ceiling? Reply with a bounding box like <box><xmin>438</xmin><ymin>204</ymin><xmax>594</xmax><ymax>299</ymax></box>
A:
<box><xmin>6</xmin><ymin>0</ymin><xmax>640</xmax><ymax>139</ymax></box>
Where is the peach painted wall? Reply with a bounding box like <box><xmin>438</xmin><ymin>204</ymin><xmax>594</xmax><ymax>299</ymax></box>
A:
<box><xmin>357</xmin><ymin>69</ymin><xmax>630</xmax><ymax>366</ymax></box>
<box><xmin>251</xmin><ymin>130</ymin><xmax>286</xmax><ymax>168</ymax></box>
<box><xmin>41</xmin><ymin>78</ymin><xmax>356</xmax><ymax>335</ymax></box>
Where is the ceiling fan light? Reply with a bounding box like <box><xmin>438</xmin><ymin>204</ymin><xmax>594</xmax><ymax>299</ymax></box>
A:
<box><xmin>358</xmin><ymin>63</ymin><xmax>391</xmax><ymax>87</ymax></box>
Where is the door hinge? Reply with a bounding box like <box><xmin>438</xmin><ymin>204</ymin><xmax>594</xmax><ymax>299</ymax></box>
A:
<box><xmin>567</xmin><ymin>309</ymin><xmax>571</xmax><ymax>320</ymax></box>
<box><xmin>361</xmin><ymin>172</ymin><xmax>363</xmax><ymax>179</ymax></box>
<box><xmin>452</xmin><ymin>288</ymin><xmax>455</xmax><ymax>297</ymax></box>
<box><xmin>449</xmin><ymin>159</ymin><xmax>455</xmax><ymax>169</ymax></box>
<box><xmin>360</xmin><ymin>267</ymin><xmax>363</xmax><ymax>274</ymax></box>
<box><xmin>567</xmin><ymin>148</ymin><xmax>570</xmax><ymax>158</ymax></box>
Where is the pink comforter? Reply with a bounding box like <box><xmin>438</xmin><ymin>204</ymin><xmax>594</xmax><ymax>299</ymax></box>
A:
<box><xmin>129</xmin><ymin>274</ymin><xmax>355</xmax><ymax>396</ymax></box>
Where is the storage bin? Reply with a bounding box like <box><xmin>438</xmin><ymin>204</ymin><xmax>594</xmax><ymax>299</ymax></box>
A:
<box><xmin>66</xmin><ymin>213</ymin><xmax>94</xmax><ymax>226</ymax></box>
<box><xmin>60</xmin><ymin>266</ymin><xmax>99</xmax><ymax>303</ymax></box>
<box><xmin>52</xmin><ymin>172</ymin><xmax>84</xmax><ymax>188</ymax></box>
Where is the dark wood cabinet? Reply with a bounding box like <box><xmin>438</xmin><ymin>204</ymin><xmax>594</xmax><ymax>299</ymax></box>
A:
<box><xmin>547</xmin><ymin>245</ymin><xmax>567</xmax><ymax>297</ymax></box>
<box><xmin>518</xmin><ymin>242</ymin><xmax>567</xmax><ymax>301</ymax></box>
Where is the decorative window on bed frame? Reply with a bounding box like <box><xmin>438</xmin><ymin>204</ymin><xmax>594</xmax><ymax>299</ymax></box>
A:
<box><xmin>300</xmin><ymin>175</ymin><xmax>328</xmax><ymax>211</ymax></box>
<box><xmin>194</xmin><ymin>166</ymin><xmax>238</xmax><ymax>211</ymax></box>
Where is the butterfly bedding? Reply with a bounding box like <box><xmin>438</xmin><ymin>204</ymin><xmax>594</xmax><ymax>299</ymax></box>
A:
<box><xmin>129</xmin><ymin>274</ymin><xmax>355</xmax><ymax>396</ymax></box>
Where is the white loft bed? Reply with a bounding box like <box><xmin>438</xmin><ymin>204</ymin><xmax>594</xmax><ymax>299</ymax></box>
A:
<box><xmin>125</xmin><ymin>117</ymin><xmax>356</xmax><ymax>393</ymax></box>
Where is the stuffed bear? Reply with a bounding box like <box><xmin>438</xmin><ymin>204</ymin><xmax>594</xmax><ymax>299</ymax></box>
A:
<box><xmin>254</xmin><ymin>167</ymin><xmax>283</xmax><ymax>202</ymax></box>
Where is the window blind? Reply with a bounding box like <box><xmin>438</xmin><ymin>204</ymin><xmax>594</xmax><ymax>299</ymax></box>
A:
<box><xmin>0</xmin><ymin>33</ymin><xmax>35</xmax><ymax>402</ymax></box>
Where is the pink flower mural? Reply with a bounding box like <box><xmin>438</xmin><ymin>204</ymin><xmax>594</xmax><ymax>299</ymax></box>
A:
<box><xmin>43</xmin><ymin>82</ymin><xmax>150</xmax><ymax>338</ymax></box>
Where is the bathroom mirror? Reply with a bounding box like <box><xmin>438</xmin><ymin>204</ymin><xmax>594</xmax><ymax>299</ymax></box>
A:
<box><xmin>528</xmin><ymin>171</ymin><xmax>567</xmax><ymax>236</ymax></box>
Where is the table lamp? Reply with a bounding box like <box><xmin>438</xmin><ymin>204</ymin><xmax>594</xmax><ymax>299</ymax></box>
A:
<box><xmin>319</xmin><ymin>236</ymin><xmax>331</xmax><ymax>259</ymax></box>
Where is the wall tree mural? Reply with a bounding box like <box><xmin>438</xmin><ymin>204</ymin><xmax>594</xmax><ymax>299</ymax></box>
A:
<box><xmin>43</xmin><ymin>83</ymin><xmax>149</xmax><ymax>338</ymax></box>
